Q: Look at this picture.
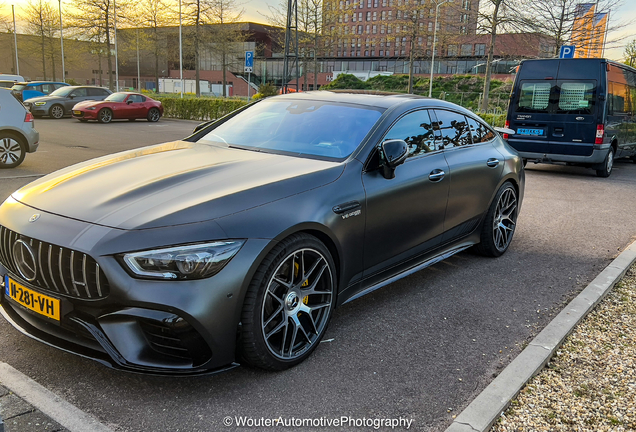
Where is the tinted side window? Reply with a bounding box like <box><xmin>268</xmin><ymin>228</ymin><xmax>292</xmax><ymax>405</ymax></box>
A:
<box><xmin>30</xmin><ymin>85</ymin><xmax>43</xmax><ymax>93</ymax></box>
<box><xmin>71</xmin><ymin>88</ymin><xmax>87</xmax><ymax>97</ymax></box>
<box><xmin>41</xmin><ymin>84</ymin><xmax>56</xmax><ymax>94</ymax></box>
<box><xmin>140</xmin><ymin>96</ymin><xmax>146</xmax><ymax>102</ymax></box>
<box><xmin>129</xmin><ymin>94</ymin><xmax>144</xmax><ymax>103</ymax></box>
<box><xmin>384</xmin><ymin>110</ymin><xmax>437</xmax><ymax>158</ymax></box>
<box><xmin>466</xmin><ymin>116</ymin><xmax>496</xmax><ymax>143</ymax></box>
<box><xmin>432</xmin><ymin>110</ymin><xmax>472</xmax><ymax>149</ymax></box>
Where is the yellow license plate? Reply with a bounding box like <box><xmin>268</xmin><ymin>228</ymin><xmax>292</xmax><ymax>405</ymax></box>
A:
<box><xmin>4</xmin><ymin>276</ymin><xmax>60</xmax><ymax>321</ymax></box>
<box><xmin>73</xmin><ymin>110</ymin><xmax>81</xmax><ymax>115</ymax></box>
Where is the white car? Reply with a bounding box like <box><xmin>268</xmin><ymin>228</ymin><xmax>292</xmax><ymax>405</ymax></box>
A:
<box><xmin>0</xmin><ymin>88</ymin><xmax>39</xmax><ymax>168</ymax></box>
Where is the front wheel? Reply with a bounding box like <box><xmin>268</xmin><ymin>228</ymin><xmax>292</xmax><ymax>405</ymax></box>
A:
<box><xmin>97</xmin><ymin>108</ymin><xmax>113</xmax><ymax>124</ymax></box>
<box><xmin>0</xmin><ymin>133</ymin><xmax>26</xmax><ymax>168</ymax></box>
<box><xmin>240</xmin><ymin>233</ymin><xmax>336</xmax><ymax>370</ymax></box>
<box><xmin>147</xmin><ymin>108</ymin><xmax>160</xmax><ymax>122</ymax></box>
<box><xmin>596</xmin><ymin>148</ymin><xmax>614</xmax><ymax>178</ymax></box>
<box><xmin>476</xmin><ymin>182</ymin><xmax>518</xmax><ymax>257</ymax></box>
<box><xmin>49</xmin><ymin>104</ymin><xmax>64</xmax><ymax>119</ymax></box>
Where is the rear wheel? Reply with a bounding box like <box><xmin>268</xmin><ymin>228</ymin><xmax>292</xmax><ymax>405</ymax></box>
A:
<box><xmin>147</xmin><ymin>108</ymin><xmax>160</xmax><ymax>122</ymax></box>
<box><xmin>476</xmin><ymin>182</ymin><xmax>518</xmax><ymax>257</ymax></box>
<box><xmin>49</xmin><ymin>104</ymin><xmax>64</xmax><ymax>119</ymax></box>
<box><xmin>240</xmin><ymin>233</ymin><xmax>336</xmax><ymax>370</ymax></box>
<box><xmin>0</xmin><ymin>133</ymin><xmax>26</xmax><ymax>169</ymax></box>
<box><xmin>97</xmin><ymin>108</ymin><xmax>113</xmax><ymax>124</ymax></box>
<box><xmin>596</xmin><ymin>148</ymin><xmax>614</xmax><ymax>178</ymax></box>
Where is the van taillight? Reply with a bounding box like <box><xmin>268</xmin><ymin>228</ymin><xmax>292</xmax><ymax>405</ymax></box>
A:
<box><xmin>503</xmin><ymin>120</ymin><xmax>510</xmax><ymax>140</ymax></box>
<box><xmin>24</xmin><ymin>112</ymin><xmax>34</xmax><ymax>123</ymax></box>
<box><xmin>595</xmin><ymin>124</ymin><xmax>604</xmax><ymax>145</ymax></box>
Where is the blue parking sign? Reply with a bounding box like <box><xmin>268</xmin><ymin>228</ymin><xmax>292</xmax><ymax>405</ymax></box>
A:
<box><xmin>559</xmin><ymin>45</ymin><xmax>575</xmax><ymax>59</ymax></box>
<box><xmin>245</xmin><ymin>51</ymin><xmax>254</xmax><ymax>72</ymax></box>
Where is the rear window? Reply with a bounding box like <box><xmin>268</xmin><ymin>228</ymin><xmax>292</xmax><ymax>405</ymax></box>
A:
<box><xmin>557</xmin><ymin>81</ymin><xmax>596</xmax><ymax>114</ymax></box>
<box><xmin>517</xmin><ymin>82</ymin><xmax>552</xmax><ymax>113</ymax></box>
<box><xmin>515</xmin><ymin>80</ymin><xmax>596</xmax><ymax>115</ymax></box>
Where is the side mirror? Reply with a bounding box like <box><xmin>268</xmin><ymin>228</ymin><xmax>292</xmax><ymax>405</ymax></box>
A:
<box><xmin>126</xmin><ymin>100</ymin><xmax>133</xmax><ymax>104</ymax></box>
<box><xmin>69</xmin><ymin>94</ymin><xmax>75</xmax><ymax>99</ymax></box>
<box><xmin>379</xmin><ymin>139</ymin><xmax>408</xmax><ymax>179</ymax></box>
<box><xmin>193</xmin><ymin>119</ymin><xmax>216</xmax><ymax>133</ymax></box>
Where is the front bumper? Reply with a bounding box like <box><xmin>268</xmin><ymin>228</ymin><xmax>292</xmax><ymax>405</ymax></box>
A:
<box><xmin>0</xmin><ymin>200</ymin><xmax>270</xmax><ymax>375</ymax></box>
<box><xmin>72</xmin><ymin>110</ymin><xmax>97</xmax><ymax>120</ymax></box>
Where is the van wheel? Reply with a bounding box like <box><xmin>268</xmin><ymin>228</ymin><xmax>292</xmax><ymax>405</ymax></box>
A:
<box><xmin>596</xmin><ymin>148</ymin><xmax>614</xmax><ymax>178</ymax></box>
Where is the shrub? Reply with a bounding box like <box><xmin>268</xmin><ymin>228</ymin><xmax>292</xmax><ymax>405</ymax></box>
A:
<box><xmin>477</xmin><ymin>113</ymin><xmax>507</xmax><ymax>127</ymax></box>
<box><xmin>155</xmin><ymin>96</ymin><xmax>247</xmax><ymax>121</ymax></box>
<box><xmin>252</xmin><ymin>82</ymin><xmax>278</xmax><ymax>99</ymax></box>
<box><xmin>323</xmin><ymin>74</ymin><xmax>370</xmax><ymax>90</ymax></box>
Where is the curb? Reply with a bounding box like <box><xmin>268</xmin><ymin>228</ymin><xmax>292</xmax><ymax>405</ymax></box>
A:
<box><xmin>445</xmin><ymin>239</ymin><xmax>636</xmax><ymax>432</ymax></box>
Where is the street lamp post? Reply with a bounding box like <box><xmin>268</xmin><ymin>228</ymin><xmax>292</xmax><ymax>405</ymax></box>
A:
<box><xmin>429</xmin><ymin>0</ymin><xmax>453</xmax><ymax>98</ymax></box>
<box><xmin>58</xmin><ymin>0</ymin><xmax>65</xmax><ymax>82</ymax></box>
<box><xmin>113</xmin><ymin>0</ymin><xmax>119</xmax><ymax>91</ymax></box>
<box><xmin>179</xmin><ymin>0</ymin><xmax>183</xmax><ymax>98</ymax></box>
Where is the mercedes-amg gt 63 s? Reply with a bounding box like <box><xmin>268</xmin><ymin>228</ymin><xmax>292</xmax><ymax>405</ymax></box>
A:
<box><xmin>0</xmin><ymin>92</ymin><xmax>524</xmax><ymax>374</ymax></box>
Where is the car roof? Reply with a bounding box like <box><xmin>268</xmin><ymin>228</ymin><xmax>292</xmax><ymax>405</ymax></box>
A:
<box><xmin>271</xmin><ymin>90</ymin><xmax>475</xmax><ymax>113</ymax></box>
<box><xmin>15</xmin><ymin>81</ymin><xmax>69</xmax><ymax>85</ymax></box>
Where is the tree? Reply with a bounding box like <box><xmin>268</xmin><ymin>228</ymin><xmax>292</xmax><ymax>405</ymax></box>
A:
<box><xmin>68</xmin><ymin>0</ymin><xmax>128</xmax><ymax>90</ymax></box>
<box><xmin>518</xmin><ymin>0</ymin><xmax>624</xmax><ymax>58</ymax></box>
<box><xmin>625</xmin><ymin>39</ymin><xmax>636</xmax><ymax>67</ymax></box>
<box><xmin>207</xmin><ymin>0</ymin><xmax>244</xmax><ymax>97</ymax></box>
<box><xmin>478</xmin><ymin>0</ymin><xmax>521</xmax><ymax>111</ymax></box>
<box><xmin>22</xmin><ymin>0</ymin><xmax>60</xmax><ymax>80</ymax></box>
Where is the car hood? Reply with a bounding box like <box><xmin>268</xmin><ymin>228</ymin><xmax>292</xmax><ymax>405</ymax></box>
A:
<box><xmin>11</xmin><ymin>141</ymin><xmax>344</xmax><ymax>230</ymax></box>
<box><xmin>26</xmin><ymin>95</ymin><xmax>66</xmax><ymax>104</ymax></box>
<box><xmin>73</xmin><ymin>100</ymin><xmax>110</xmax><ymax>109</ymax></box>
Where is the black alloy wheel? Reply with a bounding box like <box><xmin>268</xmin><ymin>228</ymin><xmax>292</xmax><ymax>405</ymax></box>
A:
<box><xmin>240</xmin><ymin>233</ymin><xmax>336</xmax><ymax>370</ymax></box>
<box><xmin>147</xmin><ymin>108</ymin><xmax>160</xmax><ymax>122</ymax></box>
<box><xmin>98</xmin><ymin>108</ymin><xmax>113</xmax><ymax>124</ymax></box>
<box><xmin>476</xmin><ymin>182</ymin><xmax>518</xmax><ymax>257</ymax></box>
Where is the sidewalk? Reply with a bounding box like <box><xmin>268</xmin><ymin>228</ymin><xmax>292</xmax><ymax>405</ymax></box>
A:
<box><xmin>493</xmin><ymin>264</ymin><xmax>636</xmax><ymax>430</ymax></box>
<box><xmin>0</xmin><ymin>385</ymin><xmax>67</xmax><ymax>432</ymax></box>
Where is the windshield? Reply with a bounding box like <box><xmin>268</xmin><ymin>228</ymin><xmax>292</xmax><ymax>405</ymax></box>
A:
<box><xmin>199</xmin><ymin>99</ymin><xmax>384</xmax><ymax>160</ymax></box>
<box><xmin>50</xmin><ymin>87</ymin><xmax>74</xmax><ymax>97</ymax></box>
<box><xmin>105</xmin><ymin>93</ymin><xmax>127</xmax><ymax>102</ymax></box>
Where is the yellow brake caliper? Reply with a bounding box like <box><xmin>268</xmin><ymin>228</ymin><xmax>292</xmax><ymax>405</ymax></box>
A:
<box><xmin>294</xmin><ymin>262</ymin><xmax>310</xmax><ymax>305</ymax></box>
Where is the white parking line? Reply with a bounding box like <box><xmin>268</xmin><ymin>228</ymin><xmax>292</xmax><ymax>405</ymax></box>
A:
<box><xmin>0</xmin><ymin>362</ymin><xmax>114</xmax><ymax>432</ymax></box>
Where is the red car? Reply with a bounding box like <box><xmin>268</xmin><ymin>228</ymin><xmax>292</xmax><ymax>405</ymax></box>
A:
<box><xmin>72</xmin><ymin>92</ymin><xmax>163</xmax><ymax>123</ymax></box>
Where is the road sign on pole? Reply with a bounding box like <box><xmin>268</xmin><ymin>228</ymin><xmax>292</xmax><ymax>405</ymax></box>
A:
<box><xmin>559</xmin><ymin>45</ymin><xmax>576</xmax><ymax>59</ymax></box>
<box><xmin>245</xmin><ymin>51</ymin><xmax>254</xmax><ymax>73</ymax></box>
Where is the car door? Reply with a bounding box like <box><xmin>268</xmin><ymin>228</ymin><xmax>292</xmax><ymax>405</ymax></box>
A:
<box><xmin>432</xmin><ymin>110</ymin><xmax>505</xmax><ymax>243</ymax></box>
<box><xmin>362</xmin><ymin>109</ymin><xmax>450</xmax><ymax>278</ymax></box>
<box><xmin>125</xmin><ymin>94</ymin><xmax>145</xmax><ymax>118</ymax></box>
<box><xmin>65</xmin><ymin>88</ymin><xmax>89</xmax><ymax>112</ymax></box>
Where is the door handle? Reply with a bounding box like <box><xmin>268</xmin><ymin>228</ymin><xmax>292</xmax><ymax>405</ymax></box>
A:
<box><xmin>486</xmin><ymin>158</ymin><xmax>500</xmax><ymax>167</ymax></box>
<box><xmin>428</xmin><ymin>169</ymin><xmax>445</xmax><ymax>182</ymax></box>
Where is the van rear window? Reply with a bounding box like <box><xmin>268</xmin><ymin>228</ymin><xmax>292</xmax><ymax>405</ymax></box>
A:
<box><xmin>517</xmin><ymin>82</ymin><xmax>552</xmax><ymax>112</ymax></box>
<box><xmin>557</xmin><ymin>82</ymin><xmax>595</xmax><ymax>113</ymax></box>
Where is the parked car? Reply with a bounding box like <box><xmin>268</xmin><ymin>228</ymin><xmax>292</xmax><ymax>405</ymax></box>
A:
<box><xmin>11</xmin><ymin>81</ymin><xmax>69</xmax><ymax>102</ymax></box>
<box><xmin>23</xmin><ymin>86</ymin><xmax>112</xmax><ymax>119</ymax></box>
<box><xmin>0</xmin><ymin>74</ymin><xmax>25</xmax><ymax>83</ymax></box>
<box><xmin>0</xmin><ymin>92</ymin><xmax>524</xmax><ymax>374</ymax></box>
<box><xmin>506</xmin><ymin>58</ymin><xmax>636</xmax><ymax>177</ymax></box>
<box><xmin>0</xmin><ymin>88</ymin><xmax>39</xmax><ymax>168</ymax></box>
<box><xmin>72</xmin><ymin>92</ymin><xmax>163</xmax><ymax>123</ymax></box>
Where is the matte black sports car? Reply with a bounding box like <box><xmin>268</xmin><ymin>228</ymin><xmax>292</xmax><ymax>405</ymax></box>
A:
<box><xmin>0</xmin><ymin>92</ymin><xmax>524</xmax><ymax>374</ymax></box>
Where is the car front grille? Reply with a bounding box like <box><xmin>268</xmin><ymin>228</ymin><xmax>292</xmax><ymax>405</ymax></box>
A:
<box><xmin>0</xmin><ymin>225</ymin><xmax>110</xmax><ymax>300</ymax></box>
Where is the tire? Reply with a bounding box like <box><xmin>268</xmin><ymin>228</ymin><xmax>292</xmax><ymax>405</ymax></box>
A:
<box><xmin>97</xmin><ymin>108</ymin><xmax>113</xmax><ymax>124</ymax></box>
<box><xmin>240</xmin><ymin>233</ymin><xmax>336</xmax><ymax>370</ymax></box>
<box><xmin>0</xmin><ymin>133</ymin><xmax>26</xmax><ymax>169</ymax></box>
<box><xmin>147</xmin><ymin>108</ymin><xmax>160</xmax><ymax>122</ymax></box>
<box><xmin>475</xmin><ymin>182</ymin><xmax>518</xmax><ymax>257</ymax></box>
<box><xmin>596</xmin><ymin>148</ymin><xmax>614</xmax><ymax>178</ymax></box>
<box><xmin>49</xmin><ymin>104</ymin><xmax>64</xmax><ymax>119</ymax></box>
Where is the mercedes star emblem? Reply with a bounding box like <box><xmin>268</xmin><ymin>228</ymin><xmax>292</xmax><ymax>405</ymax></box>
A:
<box><xmin>12</xmin><ymin>239</ymin><xmax>37</xmax><ymax>282</ymax></box>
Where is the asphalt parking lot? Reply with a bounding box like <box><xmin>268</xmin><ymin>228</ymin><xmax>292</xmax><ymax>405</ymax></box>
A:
<box><xmin>1</xmin><ymin>118</ymin><xmax>636</xmax><ymax>432</ymax></box>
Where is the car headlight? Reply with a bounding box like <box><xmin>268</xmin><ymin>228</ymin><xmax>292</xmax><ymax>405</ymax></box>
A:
<box><xmin>34</xmin><ymin>101</ymin><xmax>47</xmax><ymax>106</ymax></box>
<box><xmin>121</xmin><ymin>241</ymin><xmax>245</xmax><ymax>280</ymax></box>
<box><xmin>86</xmin><ymin>107</ymin><xmax>96</xmax><ymax>110</ymax></box>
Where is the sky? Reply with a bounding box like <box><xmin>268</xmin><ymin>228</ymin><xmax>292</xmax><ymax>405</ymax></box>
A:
<box><xmin>2</xmin><ymin>0</ymin><xmax>636</xmax><ymax>61</ymax></box>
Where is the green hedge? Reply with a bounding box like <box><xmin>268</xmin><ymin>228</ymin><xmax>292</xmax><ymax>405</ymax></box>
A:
<box><xmin>477</xmin><ymin>113</ymin><xmax>507</xmax><ymax>128</ymax></box>
<box><xmin>155</xmin><ymin>96</ymin><xmax>247</xmax><ymax>121</ymax></box>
